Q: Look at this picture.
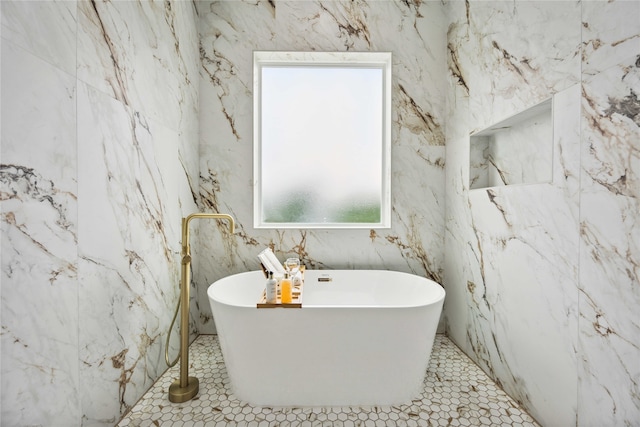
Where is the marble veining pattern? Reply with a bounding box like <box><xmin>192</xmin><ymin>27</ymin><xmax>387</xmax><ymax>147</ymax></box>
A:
<box><xmin>445</xmin><ymin>1</ymin><xmax>639</xmax><ymax>426</ymax></box>
<box><xmin>1</xmin><ymin>0</ymin><xmax>77</xmax><ymax>75</ymax></box>
<box><xmin>196</xmin><ymin>0</ymin><xmax>448</xmax><ymax>334</ymax></box>
<box><xmin>445</xmin><ymin>1</ymin><xmax>582</xmax><ymax>134</ymax></box>
<box><xmin>578</xmin><ymin>53</ymin><xmax>640</xmax><ymax>426</ymax></box>
<box><xmin>2</xmin><ymin>1</ymin><xmax>200</xmax><ymax>426</ymax></box>
<box><xmin>1</xmin><ymin>38</ymin><xmax>80</xmax><ymax>426</ymax></box>
<box><xmin>78</xmin><ymin>0</ymin><xmax>200</xmax><ymax>134</ymax></box>
<box><xmin>77</xmin><ymin>81</ymin><xmax>187</xmax><ymax>423</ymax></box>
<box><xmin>581</xmin><ymin>0</ymin><xmax>640</xmax><ymax>77</ymax></box>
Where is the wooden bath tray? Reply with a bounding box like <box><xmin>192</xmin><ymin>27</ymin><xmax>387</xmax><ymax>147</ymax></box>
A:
<box><xmin>257</xmin><ymin>267</ymin><xmax>304</xmax><ymax>309</ymax></box>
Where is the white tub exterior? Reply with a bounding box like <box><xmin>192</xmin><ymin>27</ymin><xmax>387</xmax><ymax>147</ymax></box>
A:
<box><xmin>207</xmin><ymin>270</ymin><xmax>445</xmax><ymax>407</ymax></box>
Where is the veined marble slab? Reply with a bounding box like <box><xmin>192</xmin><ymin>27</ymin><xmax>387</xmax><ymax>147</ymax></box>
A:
<box><xmin>445</xmin><ymin>1</ymin><xmax>639</xmax><ymax>425</ymax></box>
<box><xmin>2</xmin><ymin>1</ymin><xmax>200</xmax><ymax>426</ymax></box>
<box><xmin>578</xmin><ymin>53</ymin><xmax>640</xmax><ymax>426</ymax></box>
<box><xmin>1</xmin><ymin>39</ymin><xmax>80</xmax><ymax>426</ymax></box>
<box><xmin>196</xmin><ymin>0</ymin><xmax>448</xmax><ymax>333</ymax></box>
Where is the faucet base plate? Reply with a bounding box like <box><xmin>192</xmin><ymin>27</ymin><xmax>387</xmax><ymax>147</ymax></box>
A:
<box><xmin>168</xmin><ymin>376</ymin><xmax>199</xmax><ymax>403</ymax></box>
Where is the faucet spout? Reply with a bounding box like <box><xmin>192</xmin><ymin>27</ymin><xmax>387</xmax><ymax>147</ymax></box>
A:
<box><xmin>181</xmin><ymin>213</ymin><xmax>235</xmax><ymax>255</ymax></box>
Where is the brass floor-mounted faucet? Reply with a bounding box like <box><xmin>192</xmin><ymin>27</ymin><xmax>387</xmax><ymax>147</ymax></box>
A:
<box><xmin>168</xmin><ymin>213</ymin><xmax>235</xmax><ymax>403</ymax></box>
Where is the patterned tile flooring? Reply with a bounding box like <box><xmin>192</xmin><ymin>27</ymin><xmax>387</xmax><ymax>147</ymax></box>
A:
<box><xmin>118</xmin><ymin>335</ymin><xmax>539</xmax><ymax>427</ymax></box>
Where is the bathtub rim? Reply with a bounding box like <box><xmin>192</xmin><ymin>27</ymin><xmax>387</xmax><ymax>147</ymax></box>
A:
<box><xmin>208</xmin><ymin>269</ymin><xmax>445</xmax><ymax>309</ymax></box>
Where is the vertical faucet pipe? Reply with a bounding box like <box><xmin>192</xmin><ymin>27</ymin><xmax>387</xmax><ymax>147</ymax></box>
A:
<box><xmin>168</xmin><ymin>213</ymin><xmax>235</xmax><ymax>403</ymax></box>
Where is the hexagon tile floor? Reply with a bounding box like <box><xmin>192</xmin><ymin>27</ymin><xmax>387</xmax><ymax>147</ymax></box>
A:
<box><xmin>117</xmin><ymin>335</ymin><xmax>540</xmax><ymax>427</ymax></box>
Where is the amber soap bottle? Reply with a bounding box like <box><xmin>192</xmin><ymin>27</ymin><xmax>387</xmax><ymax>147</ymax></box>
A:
<box><xmin>280</xmin><ymin>272</ymin><xmax>292</xmax><ymax>304</ymax></box>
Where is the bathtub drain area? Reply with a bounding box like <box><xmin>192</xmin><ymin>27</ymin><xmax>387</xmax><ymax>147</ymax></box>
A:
<box><xmin>118</xmin><ymin>335</ymin><xmax>539</xmax><ymax>427</ymax></box>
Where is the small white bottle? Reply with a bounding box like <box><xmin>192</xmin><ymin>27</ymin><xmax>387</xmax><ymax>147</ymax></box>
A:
<box><xmin>292</xmin><ymin>268</ymin><xmax>302</xmax><ymax>288</ymax></box>
<box><xmin>265</xmin><ymin>271</ymin><xmax>277</xmax><ymax>304</ymax></box>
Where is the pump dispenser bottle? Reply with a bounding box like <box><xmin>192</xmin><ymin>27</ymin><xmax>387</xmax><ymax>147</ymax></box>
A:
<box><xmin>265</xmin><ymin>271</ymin><xmax>277</xmax><ymax>304</ymax></box>
<box><xmin>280</xmin><ymin>272</ymin><xmax>292</xmax><ymax>304</ymax></box>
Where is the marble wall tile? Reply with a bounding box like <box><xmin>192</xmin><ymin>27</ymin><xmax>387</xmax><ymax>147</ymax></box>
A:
<box><xmin>444</xmin><ymin>2</ymin><xmax>583</xmax><ymax>425</ymax></box>
<box><xmin>196</xmin><ymin>0</ymin><xmax>448</xmax><ymax>333</ymax></box>
<box><xmin>2</xmin><ymin>1</ymin><xmax>200</xmax><ymax>425</ymax></box>
<box><xmin>75</xmin><ymin>0</ymin><xmax>200</xmax><ymax>422</ymax></box>
<box><xmin>1</xmin><ymin>40</ymin><xmax>80</xmax><ymax>426</ymax></box>
<box><xmin>77</xmin><ymin>0</ymin><xmax>199</xmax><ymax>134</ymax></box>
<box><xmin>445</xmin><ymin>1</ymin><xmax>639</xmax><ymax>425</ymax></box>
<box><xmin>1</xmin><ymin>0</ymin><xmax>77</xmax><ymax>75</ymax></box>
<box><xmin>77</xmin><ymin>81</ymin><xmax>196</xmax><ymax>424</ymax></box>
<box><xmin>578</xmin><ymin>53</ymin><xmax>640</xmax><ymax>426</ymax></box>
<box><xmin>582</xmin><ymin>0</ymin><xmax>640</xmax><ymax>77</ymax></box>
<box><xmin>446</xmin><ymin>0</ymin><xmax>582</xmax><ymax>133</ymax></box>
<box><xmin>448</xmin><ymin>86</ymin><xmax>582</xmax><ymax>427</ymax></box>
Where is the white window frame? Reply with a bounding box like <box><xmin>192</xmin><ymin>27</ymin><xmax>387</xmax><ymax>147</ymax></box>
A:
<box><xmin>253</xmin><ymin>51</ymin><xmax>392</xmax><ymax>229</ymax></box>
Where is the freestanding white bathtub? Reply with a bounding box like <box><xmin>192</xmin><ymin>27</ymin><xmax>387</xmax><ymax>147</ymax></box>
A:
<box><xmin>207</xmin><ymin>270</ymin><xmax>445</xmax><ymax>407</ymax></box>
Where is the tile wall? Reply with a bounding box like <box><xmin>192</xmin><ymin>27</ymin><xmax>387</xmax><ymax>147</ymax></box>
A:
<box><xmin>444</xmin><ymin>1</ymin><xmax>639</xmax><ymax>426</ymax></box>
<box><xmin>195</xmin><ymin>0</ymin><xmax>448</xmax><ymax>334</ymax></box>
<box><xmin>1</xmin><ymin>1</ymin><xmax>200</xmax><ymax>425</ymax></box>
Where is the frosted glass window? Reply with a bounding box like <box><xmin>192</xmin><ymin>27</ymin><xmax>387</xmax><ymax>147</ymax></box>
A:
<box><xmin>253</xmin><ymin>52</ymin><xmax>392</xmax><ymax>229</ymax></box>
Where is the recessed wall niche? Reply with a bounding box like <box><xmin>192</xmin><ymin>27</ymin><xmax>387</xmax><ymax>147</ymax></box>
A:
<box><xmin>469</xmin><ymin>99</ymin><xmax>553</xmax><ymax>190</ymax></box>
